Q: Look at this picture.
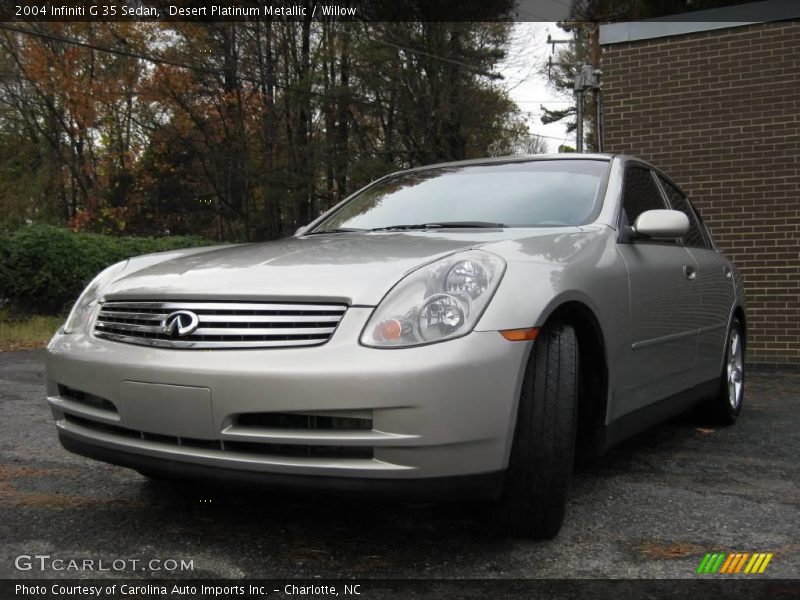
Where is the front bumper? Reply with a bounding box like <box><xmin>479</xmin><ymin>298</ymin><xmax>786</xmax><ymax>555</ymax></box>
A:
<box><xmin>45</xmin><ymin>308</ymin><xmax>531</xmax><ymax>493</ymax></box>
<box><xmin>59</xmin><ymin>435</ymin><xmax>505</xmax><ymax>499</ymax></box>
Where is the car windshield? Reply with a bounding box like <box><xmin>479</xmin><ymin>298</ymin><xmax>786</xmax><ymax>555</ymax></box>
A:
<box><xmin>311</xmin><ymin>159</ymin><xmax>609</xmax><ymax>232</ymax></box>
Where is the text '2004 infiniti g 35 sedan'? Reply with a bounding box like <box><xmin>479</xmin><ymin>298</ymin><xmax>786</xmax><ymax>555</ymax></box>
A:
<box><xmin>46</xmin><ymin>154</ymin><xmax>746</xmax><ymax>538</ymax></box>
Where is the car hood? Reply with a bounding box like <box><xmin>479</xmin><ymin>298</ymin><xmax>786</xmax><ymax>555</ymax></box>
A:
<box><xmin>102</xmin><ymin>229</ymin><xmax>583</xmax><ymax>306</ymax></box>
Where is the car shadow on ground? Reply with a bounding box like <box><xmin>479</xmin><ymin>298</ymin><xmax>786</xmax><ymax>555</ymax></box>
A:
<box><xmin>123</xmin><ymin>406</ymin><xmax>709</xmax><ymax>545</ymax></box>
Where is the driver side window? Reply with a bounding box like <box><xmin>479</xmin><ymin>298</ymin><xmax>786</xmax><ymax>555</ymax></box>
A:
<box><xmin>657</xmin><ymin>175</ymin><xmax>713</xmax><ymax>250</ymax></box>
<box><xmin>621</xmin><ymin>165</ymin><xmax>676</xmax><ymax>244</ymax></box>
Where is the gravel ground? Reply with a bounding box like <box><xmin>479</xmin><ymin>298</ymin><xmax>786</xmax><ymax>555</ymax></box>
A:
<box><xmin>0</xmin><ymin>350</ymin><xmax>798</xmax><ymax>582</ymax></box>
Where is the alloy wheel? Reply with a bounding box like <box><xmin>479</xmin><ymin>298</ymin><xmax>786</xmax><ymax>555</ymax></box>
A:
<box><xmin>726</xmin><ymin>328</ymin><xmax>744</xmax><ymax>410</ymax></box>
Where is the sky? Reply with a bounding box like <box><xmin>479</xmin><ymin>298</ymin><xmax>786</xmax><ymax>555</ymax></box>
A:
<box><xmin>500</xmin><ymin>22</ymin><xmax>575</xmax><ymax>152</ymax></box>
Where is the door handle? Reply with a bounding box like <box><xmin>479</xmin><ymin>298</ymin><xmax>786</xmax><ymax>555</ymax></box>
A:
<box><xmin>683</xmin><ymin>265</ymin><xmax>697</xmax><ymax>280</ymax></box>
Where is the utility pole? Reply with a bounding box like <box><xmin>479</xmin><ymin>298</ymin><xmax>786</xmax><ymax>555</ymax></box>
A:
<box><xmin>574</xmin><ymin>27</ymin><xmax>585</xmax><ymax>153</ymax></box>
<box><xmin>575</xmin><ymin>71</ymin><xmax>584</xmax><ymax>152</ymax></box>
<box><xmin>573</xmin><ymin>63</ymin><xmax>601</xmax><ymax>152</ymax></box>
<box><xmin>590</xmin><ymin>25</ymin><xmax>604</xmax><ymax>152</ymax></box>
<box><xmin>571</xmin><ymin>25</ymin><xmax>602</xmax><ymax>153</ymax></box>
<box><xmin>548</xmin><ymin>23</ymin><xmax>603</xmax><ymax>153</ymax></box>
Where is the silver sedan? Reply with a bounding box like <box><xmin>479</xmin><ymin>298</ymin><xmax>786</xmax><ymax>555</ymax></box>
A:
<box><xmin>45</xmin><ymin>154</ymin><xmax>745</xmax><ymax>538</ymax></box>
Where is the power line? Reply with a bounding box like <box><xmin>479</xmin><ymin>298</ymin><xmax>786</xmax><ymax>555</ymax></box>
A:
<box><xmin>0</xmin><ymin>23</ymin><xmax>502</xmax><ymax>103</ymax></box>
<box><xmin>514</xmin><ymin>99</ymin><xmax>574</xmax><ymax>103</ymax></box>
<box><xmin>0</xmin><ymin>23</ymin><xmax>294</xmax><ymax>91</ymax></box>
<box><xmin>515</xmin><ymin>6</ymin><xmax>553</xmax><ymax>21</ymax></box>
<box><xmin>0</xmin><ymin>23</ymin><xmax>561</xmax><ymax>145</ymax></box>
<box><xmin>527</xmin><ymin>131</ymin><xmax>574</xmax><ymax>142</ymax></box>
<box><xmin>545</xmin><ymin>0</ymin><xmax>574</xmax><ymax>10</ymax></box>
<box><xmin>368</xmin><ymin>37</ymin><xmax>495</xmax><ymax>77</ymax></box>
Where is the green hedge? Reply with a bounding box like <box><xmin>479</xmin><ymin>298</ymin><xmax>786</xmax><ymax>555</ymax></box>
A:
<box><xmin>0</xmin><ymin>225</ymin><xmax>214</xmax><ymax>316</ymax></box>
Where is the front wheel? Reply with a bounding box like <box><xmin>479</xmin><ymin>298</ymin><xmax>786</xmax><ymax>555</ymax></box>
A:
<box><xmin>493</xmin><ymin>319</ymin><xmax>579</xmax><ymax>539</ymax></box>
<box><xmin>702</xmin><ymin>318</ymin><xmax>744</xmax><ymax>425</ymax></box>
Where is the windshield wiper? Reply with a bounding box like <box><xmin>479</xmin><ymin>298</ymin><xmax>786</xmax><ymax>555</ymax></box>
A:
<box><xmin>306</xmin><ymin>227</ymin><xmax>368</xmax><ymax>235</ymax></box>
<box><xmin>370</xmin><ymin>221</ymin><xmax>507</xmax><ymax>232</ymax></box>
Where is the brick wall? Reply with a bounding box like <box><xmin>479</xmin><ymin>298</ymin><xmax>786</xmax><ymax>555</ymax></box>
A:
<box><xmin>601</xmin><ymin>21</ymin><xmax>800</xmax><ymax>365</ymax></box>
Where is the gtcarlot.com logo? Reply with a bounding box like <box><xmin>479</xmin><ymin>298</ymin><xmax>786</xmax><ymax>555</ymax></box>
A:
<box><xmin>697</xmin><ymin>552</ymin><xmax>774</xmax><ymax>574</ymax></box>
<box><xmin>14</xmin><ymin>554</ymin><xmax>194</xmax><ymax>572</ymax></box>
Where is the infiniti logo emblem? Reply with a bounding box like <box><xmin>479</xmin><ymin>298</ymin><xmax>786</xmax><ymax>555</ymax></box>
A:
<box><xmin>161</xmin><ymin>310</ymin><xmax>199</xmax><ymax>337</ymax></box>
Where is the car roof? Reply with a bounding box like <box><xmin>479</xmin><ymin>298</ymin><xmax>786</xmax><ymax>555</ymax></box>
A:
<box><xmin>390</xmin><ymin>153</ymin><xmax>618</xmax><ymax>177</ymax></box>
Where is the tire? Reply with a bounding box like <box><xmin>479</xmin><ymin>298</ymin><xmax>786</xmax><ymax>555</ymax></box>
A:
<box><xmin>701</xmin><ymin>318</ymin><xmax>745</xmax><ymax>425</ymax></box>
<box><xmin>493</xmin><ymin>319</ymin><xmax>579</xmax><ymax>539</ymax></box>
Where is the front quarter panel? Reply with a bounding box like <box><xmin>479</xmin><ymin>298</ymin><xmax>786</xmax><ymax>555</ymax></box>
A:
<box><xmin>476</xmin><ymin>227</ymin><xmax>626</xmax><ymax>331</ymax></box>
<box><xmin>476</xmin><ymin>227</ymin><xmax>629</xmax><ymax>413</ymax></box>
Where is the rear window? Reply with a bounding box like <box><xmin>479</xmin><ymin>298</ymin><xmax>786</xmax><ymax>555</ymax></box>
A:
<box><xmin>313</xmin><ymin>160</ymin><xmax>609</xmax><ymax>230</ymax></box>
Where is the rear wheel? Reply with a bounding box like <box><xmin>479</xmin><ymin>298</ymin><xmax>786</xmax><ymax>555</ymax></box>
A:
<box><xmin>493</xmin><ymin>319</ymin><xmax>579</xmax><ymax>539</ymax></box>
<box><xmin>702</xmin><ymin>318</ymin><xmax>744</xmax><ymax>425</ymax></box>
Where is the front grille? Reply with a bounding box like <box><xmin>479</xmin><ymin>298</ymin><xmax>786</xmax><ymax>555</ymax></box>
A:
<box><xmin>94</xmin><ymin>300</ymin><xmax>347</xmax><ymax>349</ymax></box>
<box><xmin>63</xmin><ymin>414</ymin><xmax>373</xmax><ymax>460</ymax></box>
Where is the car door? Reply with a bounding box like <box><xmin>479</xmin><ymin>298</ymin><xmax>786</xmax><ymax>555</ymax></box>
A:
<box><xmin>614</xmin><ymin>164</ymin><xmax>702</xmax><ymax>418</ymax></box>
<box><xmin>656</xmin><ymin>174</ymin><xmax>735</xmax><ymax>384</ymax></box>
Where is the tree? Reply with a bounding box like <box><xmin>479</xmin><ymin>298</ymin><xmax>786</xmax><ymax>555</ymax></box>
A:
<box><xmin>0</xmin><ymin>17</ymin><xmax>530</xmax><ymax>240</ymax></box>
<box><xmin>0</xmin><ymin>23</ymin><xmax>151</xmax><ymax>231</ymax></box>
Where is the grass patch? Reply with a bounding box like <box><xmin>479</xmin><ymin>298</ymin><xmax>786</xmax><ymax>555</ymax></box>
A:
<box><xmin>0</xmin><ymin>315</ymin><xmax>64</xmax><ymax>351</ymax></box>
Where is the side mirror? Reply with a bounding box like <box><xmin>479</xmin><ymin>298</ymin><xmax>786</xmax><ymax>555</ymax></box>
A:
<box><xmin>294</xmin><ymin>226</ymin><xmax>308</xmax><ymax>237</ymax></box>
<box><xmin>632</xmin><ymin>209</ymin><xmax>689</xmax><ymax>239</ymax></box>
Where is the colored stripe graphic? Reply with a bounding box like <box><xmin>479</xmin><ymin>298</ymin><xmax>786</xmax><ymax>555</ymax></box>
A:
<box><xmin>711</xmin><ymin>553</ymin><xmax>726</xmax><ymax>573</ymax></box>
<box><xmin>698</xmin><ymin>553</ymin><xmax>727</xmax><ymax>574</ymax></box>
<box><xmin>750</xmin><ymin>554</ymin><xmax>766</xmax><ymax>573</ymax></box>
<box><xmin>733</xmin><ymin>553</ymin><xmax>750</xmax><ymax>573</ymax></box>
<box><xmin>697</xmin><ymin>552</ymin><xmax>773</xmax><ymax>574</ymax></box>
<box><xmin>758</xmin><ymin>554</ymin><xmax>773</xmax><ymax>573</ymax></box>
<box><xmin>745</xmin><ymin>554</ymin><xmax>759</xmax><ymax>574</ymax></box>
<box><xmin>719</xmin><ymin>554</ymin><xmax>736</xmax><ymax>574</ymax></box>
<box><xmin>744</xmin><ymin>553</ymin><xmax>774</xmax><ymax>574</ymax></box>
<box><xmin>697</xmin><ymin>553</ymin><xmax>712</xmax><ymax>574</ymax></box>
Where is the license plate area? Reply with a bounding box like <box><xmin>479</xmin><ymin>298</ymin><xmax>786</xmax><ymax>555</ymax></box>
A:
<box><xmin>121</xmin><ymin>381</ymin><xmax>213</xmax><ymax>439</ymax></box>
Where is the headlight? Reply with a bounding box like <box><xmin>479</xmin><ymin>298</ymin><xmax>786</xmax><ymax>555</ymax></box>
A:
<box><xmin>361</xmin><ymin>250</ymin><xmax>505</xmax><ymax>348</ymax></box>
<box><xmin>63</xmin><ymin>261</ymin><xmax>128</xmax><ymax>334</ymax></box>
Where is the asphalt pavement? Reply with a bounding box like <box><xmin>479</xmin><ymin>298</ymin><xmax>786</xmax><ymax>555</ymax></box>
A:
<box><xmin>1</xmin><ymin>350</ymin><xmax>798</xmax><ymax>580</ymax></box>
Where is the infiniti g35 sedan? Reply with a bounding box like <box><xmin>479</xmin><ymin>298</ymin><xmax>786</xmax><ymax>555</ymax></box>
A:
<box><xmin>46</xmin><ymin>154</ymin><xmax>745</xmax><ymax>538</ymax></box>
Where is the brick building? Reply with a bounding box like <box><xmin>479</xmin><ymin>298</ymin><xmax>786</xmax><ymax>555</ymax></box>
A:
<box><xmin>599</xmin><ymin>3</ymin><xmax>800</xmax><ymax>366</ymax></box>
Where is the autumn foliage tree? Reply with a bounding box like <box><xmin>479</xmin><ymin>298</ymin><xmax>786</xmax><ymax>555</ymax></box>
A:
<box><xmin>0</xmin><ymin>17</ymin><xmax>533</xmax><ymax>241</ymax></box>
